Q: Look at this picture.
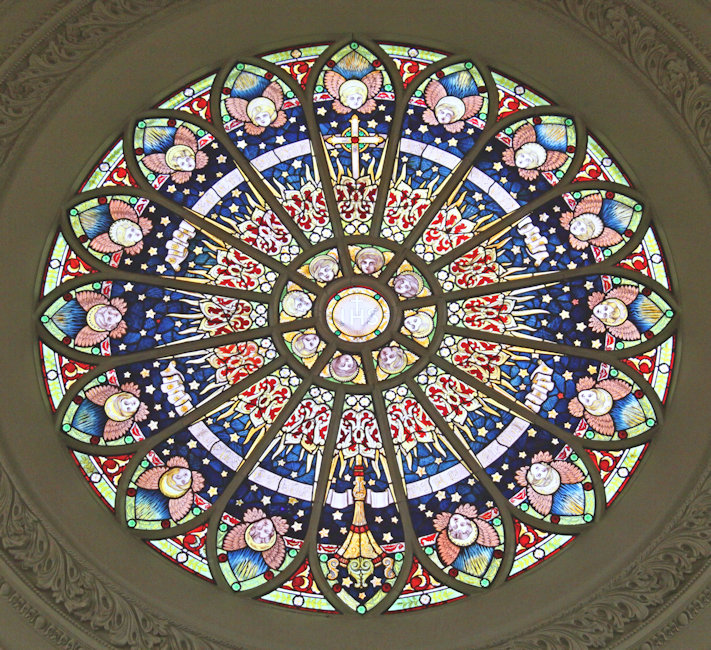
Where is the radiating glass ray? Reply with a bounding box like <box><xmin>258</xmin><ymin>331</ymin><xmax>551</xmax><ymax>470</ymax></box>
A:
<box><xmin>447</xmin><ymin>274</ymin><xmax>674</xmax><ymax>351</ymax></box>
<box><xmin>157</xmin><ymin>73</ymin><xmax>216</xmax><ymax>120</ymax></box>
<box><xmin>415</xmin><ymin>365</ymin><xmax>596</xmax><ymax>526</ymax></box>
<box><xmin>67</xmin><ymin>194</ymin><xmax>278</xmax><ymax>292</ymax></box>
<box><xmin>508</xmin><ymin>518</ymin><xmax>573</xmax><ymax>578</ymax></box>
<box><xmin>132</xmin><ymin>116</ymin><xmax>302</xmax><ymax>264</ymax></box>
<box><xmin>39</xmin><ymin>342</ymin><xmax>95</xmax><ymax>411</ymax></box>
<box><xmin>622</xmin><ymin>335</ymin><xmax>675</xmax><ymax>403</ymax></box>
<box><xmin>587</xmin><ymin>444</ymin><xmax>647</xmax><ymax>505</ymax></box>
<box><xmin>439</xmin><ymin>335</ymin><xmax>658</xmax><ymax>441</ymax></box>
<box><xmin>573</xmin><ymin>133</ymin><xmax>631</xmax><ymax>186</ymax></box>
<box><xmin>382</xmin><ymin>62</ymin><xmax>489</xmax><ymax>241</ymax></box>
<box><xmin>259</xmin><ymin>559</ymin><xmax>338</xmax><ymax>612</ymax></box>
<box><xmin>616</xmin><ymin>225</ymin><xmax>671</xmax><ymax>290</ymax></box>
<box><xmin>80</xmin><ymin>137</ymin><xmax>138</xmax><ymax>192</ymax></box>
<box><xmin>316</xmin><ymin>393</ymin><xmax>405</xmax><ymax>613</ymax></box>
<box><xmin>492</xmin><ymin>71</ymin><xmax>552</xmax><ymax>120</ymax></box>
<box><xmin>59</xmin><ymin>339</ymin><xmax>277</xmax><ymax>446</ymax></box>
<box><xmin>41</xmin><ymin>280</ymin><xmax>268</xmax><ymax>356</ymax></box>
<box><xmin>70</xmin><ymin>450</ymin><xmax>132</xmax><ymax>511</ymax></box>
<box><xmin>313</xmin><ymin>42</ymin><xmax>396</xmax><ymax>235</ymax></box>
<box><xmin>146</xmin><ymin>522</ymin><xmax>213</xmax><ymax>581</ymax></box>
<box><xmin>41</xmin><ymin>230</ymin><xmax>97</xmax><ymax>298</ymax></box>
<box><xmin>436</xmin><ymin>189</ymin><xmax>644</xmax><ymax>287</ymax></box>
<box><xmin>261</xmin><ymin>45</ymin><xmax>330</xmax><ymax>88</ymax></box>
<box><xmin>385</xmin><ymin>384</ymin><xmax>504</xmax><ymax>587</ymax></box>
<box><xmin>377</xmin><ymin>43</ymin><xmax>448</xmax><ymax>87</ymax></box>
<box><xmin>215</xmin><ymin>386</ymin><xmax>333</xmax><ymax>591</ymax></box>
<box><xmin>386</xmin><ymin>557</ymin><xmax>465</xmax><ymax>613</ymax></box>
<box><xmin>124</xmin><ymin>365</ymin><xmax>299</xmax><ymax>531</ymax></box>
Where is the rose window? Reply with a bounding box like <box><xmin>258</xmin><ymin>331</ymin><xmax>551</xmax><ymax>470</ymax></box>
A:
<box><xmin>37</xmin><ymin>39</ymin><xmax>676</xmax><ymax>615</ymax></box>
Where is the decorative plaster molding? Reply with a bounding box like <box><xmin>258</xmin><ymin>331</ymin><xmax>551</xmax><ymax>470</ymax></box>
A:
<box><xmin>0</xmin><ymin>0</ymin><xmax>709</xmax><ymax>647</ymax></box>
<box><xmin>641</xmin><ymin>585</ymin><xmax>711</xmax><ymax>648</ymax></box>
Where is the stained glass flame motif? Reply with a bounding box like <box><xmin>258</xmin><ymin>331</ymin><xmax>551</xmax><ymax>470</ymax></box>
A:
<box><xmin>37</xmin><ymin>40</ymin><xmax>676</xmax><ymax>615</ymax></box>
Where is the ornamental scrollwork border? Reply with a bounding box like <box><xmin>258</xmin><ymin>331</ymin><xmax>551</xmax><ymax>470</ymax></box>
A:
<box><xmin>0</xmin><ymin>1</ymin><xmax>709</xmax><ymax>648</ymax></box>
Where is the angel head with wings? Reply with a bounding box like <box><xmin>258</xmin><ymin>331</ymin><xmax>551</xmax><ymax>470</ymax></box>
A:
<box><xmin>422</xmin><ymin>77</ymin><xmax>483</xmax><ymax>134</ymax></box>
<box><xmin>560</xmin><ymin>193</ymin><xmax>623</xmax><ymax>251</ymax></box>
<box><xmin>433</xmin><ymin>504</ymin><xmax>500</xmax><ymax>573</ymax></box>
<box><xmin>134</xmin><ymin>456</ymin><xmax>205</xmax><ymax>523</ymax></box>
<box><xmin>502</xmin><ymin>123</ymin><xmax>568</xmax><ymax>181</ymax></box>
<box><xmin>142</xmin><ymin>125</ymin><xmax>208</xmax><ymax>184</ymax></box>
<box><xmin>222</xmin><ymin>507</ymin><xmax>289</xmax><ymax>572</ymax></box>
<box><xmin>324</xmin><ymin>51</ymin><xmax>383</xmax><ymax>114</ymax></box>
<box><xmin>568</xmin><ymin>376</ymin><xmax>633</xmax><ymax>437</ymax></box>
<box><xmin>515</xmin><ymin>451</ymin><xmax>584</xmax><ymax>517</ymax></box>
<box><xmin>88</xmin><ymin>199</ymin><xmax>152</xmax><ymax>256</ymax></box>
<box><xmin>85</xmin><ymin>381</ymin><xmax>149</xmax><ymax>441</ymax></box>
<box><xmin>588</xmin><ymin>286</ymin><xmax>641</xmax><ymax>341</ymax></box>
<box><xmin>225</xmin><ymin>77</ymin><xmax>287</xmax><ymax>136</ymax></box>
<box><xmin>73</xmin><ymin>291</ymin><xmax>127</xmax><ymax>348</ymax></box>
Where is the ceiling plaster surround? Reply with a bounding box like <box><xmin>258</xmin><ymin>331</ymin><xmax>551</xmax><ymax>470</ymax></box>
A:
<box><xmin>0</xmin><ymin>0</ymin><xmax>710</xmax><ymax>647</ymax></box>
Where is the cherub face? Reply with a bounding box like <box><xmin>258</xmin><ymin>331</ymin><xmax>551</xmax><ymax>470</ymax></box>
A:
<box><xmin>110</xmin><ymin>219</ymin><xmax>143</xmax><ymax>247</ymax></box>
<box><xmin>528</xmin><ymin>462</ymin><xmax>551</xmax><ymax>483</ymax></box>
<box><xmin>312</xmin><ymin>262</ymin><xmax>336</xmax><ymax>282</ymax></box>
<box><xmin>339</xmin><ymin>80</ymin><xmax>368</xmax><ymax>110</ymax></box>
<box><xmin>569</xmin><ymin>213</ymin><xmax>604</xmax><ymax>241</ymax></box>
<box><xmin>436</xmin><ymin>106</ymin><xmax>455</xmax><ymax>124</ymax></box>
<box><xmin>118</xmin><ymin>393</ymin><xmax>140</xmax><ymax>416</ymax></box>
<box><xmin>253</xmin><ymin>110</ymin><xmax>273</xmax><ymax>127</ymax></box>
<box><xmin>283</xmin><ymin>291</ymin><xmax>312</xmax><ymax>317</ymax></box>
<box><xmin>94</xmin><ymin>305</ymin><xmax>123</xmax><ymax>331</ymax></box>
<box><xmin>331</xmin><ymin>354</ymin><xmax>357</xmax><ymax>378</ymax></box>
<box><xmin>172</xmin><ymin>468</ymin><xmax>192</xmax><ymax>488</ymax></box>
<box><xmin>170</xmin><ymin>148</ymin><xmax>196</xmax><ymax>171</ymax></box>
<box><xmin>592</xmin><ymin>298</ymin><xmax>627</xmax><ymax>326</ymax></box>
<box><xmin>378</xmin><ymin>347</ymin><xmax>406</xmax><ymax>373</ymax></box>
<box><xmin>448</xmin><ymin>513</ymin><xmax>476</xmax><ymax>545</ymax></box>
<box><xmin>245</xmin><ymin>517</ymin><xmax>276</xmax><ymax>549</ymax></box>
<box><xmin>356</xmin><ymin>250</ymin><xmax>383</xmax><ymax>275</ymax></box>
<box><xmin>344</xmin><ymin>92</ymin><xmax>365</xmax><ymax>109</ymax></box>
<box><xmin>578</xmin><ymin>388</ymin><xmax>613</xmax><ymax>416</ymax></box>
<box><xmin>514</xmin><ymin>142</ymin><xmax>546</xmax><ymax>170</ymax></box>
<box><xmin>294</xmin><ymin>333</ymin><xmax>320</xmax><ymax>356</ymax></box>
<box><xmin>393</xmin><ymin>274</ymin><xmax>420</xmax><ymax>298</ymax></box>
<box><xmin>526</xmin><ymin>462</ymin><xmax>561</xmax><ymax>495</ymax></box>
<box><xmin>404</xmin><ymin>315</ymin><xmax>422</xmax><ymax>332</ymax></box>
<box><xmin>578</xmin><ymin>389</ymin><xmax>597</xmax><ymax>409</ymax></box>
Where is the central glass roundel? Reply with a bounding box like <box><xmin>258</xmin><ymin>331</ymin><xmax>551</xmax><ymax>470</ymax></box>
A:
<box><xmin>326</xmin><ymin>287</ymin><xmax>389</xmax><ymax>341</ymax></box>
<box><xmin>36</xmin><ymin>38</ymin><xmax>676</xmax><ymax>618</ymax></box>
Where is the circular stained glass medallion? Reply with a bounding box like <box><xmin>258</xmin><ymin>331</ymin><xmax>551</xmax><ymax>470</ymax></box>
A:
<box><xmin>37</xmin><ymin>39</ymin><xmax>677</xmax><ymax>615</ymax></box>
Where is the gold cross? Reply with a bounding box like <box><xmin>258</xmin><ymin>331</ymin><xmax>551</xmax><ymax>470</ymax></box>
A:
<box><xmin>325</xmin><ymin>114</ymin><xmax>384</xmax><ymax>178</ymax></box>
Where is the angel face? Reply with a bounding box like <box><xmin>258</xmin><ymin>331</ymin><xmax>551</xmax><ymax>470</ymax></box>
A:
<box><xmin>593</xmin><ymin>298</ymin><xmax>628</xmax><ymax>327</ymax></box>
<box><xmin>378</xmin><ymin>346</ymin><xmax>406</xmax><ymax>374</ymax></box>
<box><xmin>104</xmin><ymin>391</ymin><xmax>140</xmax><ymax>421</ymax></box>
<box><xmin>578</xmin><ymin>388</ymin><xmax>614</xmax><ymax>416</ymax></box>
<box><xmin>447</xmin><ymin>513</ymin><xmax>478</xmax><ymax>546</ymax></box>
<box><xmin>109</xmin><ymin>219</ymin><xmax>143</xmax><ymax>247</ymax></box>
<box><xmin>293</xmin><ymin>333</ymin><xmax>320</xmax><ymax>357</ymax></box>
<box><xmin>434</xmin><ymin>96</ymin><xmax>465</xmax><ymax>124</ymax></box>
<box><xmin>569</xmin><ymin>213</ymin><xmax>604</xmax><ymax>242</ymax></box>
<box><xmin>245</xmin><ymin>517</ymin><xmax>277</xmax><ymax>551</ymax></box>
<box><xmin>404</xmin><ymin>314</ymin><xmax>422</xmax><ymax>332</ymax></box>
<box><xmin>282</xmin><ymin>291</ymin><xmax>312</xmax><ymax>317</ymax></box>
<box><xmin>158</xmin><ymin>466</ymin><xmax>193</xmax><ymax>498</ymax></box>
<box><xmin>331</xmin><ymin>354</ymin><xmax>357</xmax><ymax>379</ymax></box>
<box><xmin>404</xmin><ymin>312</ymin><xmax>434</xmax><ymax>338</ymax></box>
<box><xmin>514</xmin><ymin>142</ymin><xmax>547</xmax><ymax>169</ymax></box>
<box><xmin>393</xmin><ymin>273</ymin><xmax>421</xmax><ymax>298</ymax></box>
<box><xmin>356</xmin><ymin>249</ymin><xmax>384</xmax><ymax>275</ymax></box>
<box><xmin>247</xmin><ymin>97</ymin><xmax>277</xmax><ymax>127</ymax></box>
<box><xmin>309</xmin><ymin>256</ymin><xmax>338</xmax><ymax>282</ymax></box>
<box><xmin>89</xmin><ymin>305</ymin><xmax>123</xmax><ymax>332</ymax></box>
<box><xmin>165</xmin><ymin>144</ymin><xmax>196</xmax><ymax>172</ymax></box>
<box><xmin>339</xmin><ymin>79</ymin><xmax>368</xmax><ymax>110</ymax></box>
<box><xmin>526</xmin><ymin>462</ymin><xmax>561</xmax><ymax>495</ymax></box>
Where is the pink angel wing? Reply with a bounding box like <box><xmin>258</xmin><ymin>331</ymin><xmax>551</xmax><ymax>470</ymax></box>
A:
<box><xmin>362</xmin><ymin>70</ymin><xmax>383</xmax><ymax>98</ymax></box>
<box><xmin>194</xmin><ymin>151</ymin><xmax>208</xmax><ymax>169</ymax></box>
<box><xmin>433</xmin><ymin>512</ymin><xmax>452</xmax><ymax>532</ymax></box>
<box><xmin>141</xmin><ymin>153</ymin><xmax>173</xmax><ymax>175</ymax></box>
<box><xmin>223</xmin><ymin>523</ymin><xmax>249</xmax><ymax>551</ymax></box>
<box><xmin>584</xmin><ymin>413</ymin><xmax>615</xmax><ymax>437</ymax></box>
<box><xmin>589</xmin><ymin>228</ymin><xmax>624</xmax><ymax>248</ymax></box>
<box><xmin>568</xmin><ymin>234</ymin><xmax>588</xmax><ymax>251</ymax></box>
<box><xmin>133</xmin><ymin>402</ymin><xmax>150</xmax><ymax>422</ymax></box>
<box><xmin>501</xmin><ymin>148</ymin><xmax>516</xmax><ymax>167</ymax></box>
<box><xmin>120</xmin><ymin>381</ymin><xmax>140</xmax><ymax>395</ymax></box>
<box><xmin>108</xmin><ymin>321</ymin><xmax>127</xmax><ymax>339</ymax></box>
<box><xmin>422</xmin><ymin>108</ymin><xmax>439</xmax><ymax>126</ymax></box>
<box><xmin>436</xmin><ymin>531</ymin><xmax>461</xmax><ymax>566</ymax></box>
<box><xmin>358</xmin><ymin>98</ymin><xmax>377</xmax><ymax>114</ymax></box>
<box><xmin>103</xmin><ymin>418</ymin><xmax>132</xmax><ymax>441</ymax></box>
<box><xmin>512</xmin><ymin>123</ymin><xmax>536</xmax><ymax>149</ymax></box>
<box><xmin>540</xmin><ymin>150</ymin><xmax>568</xmax><ymax>171</ymax></box>
<box><xmin>461</xmin><ymin>95</ymin><xmax>483</xmax><ymax>120</ymax></box>
<box><xmin>135</xmin><ymin>466</ymin><xmax>166</xmax><ymax>489</ymax></box>
<box><xmin>76</xmin><ymin>291</ymin><xmax>109</xmax><ymax>311</ymax></box>
<box><xmin>169</xmin><ymin>492</ymin><xmax>193</xmax><ymax>522</ymax></box>
<box><xmin>575</xmin><ymin>376</ymin><xmax>596</xmax><ymax>392</ymax></box>
<box><xmin>190</xmin><ymin>471</ymin><xmax>205</xmax><ymax>493</ymax></box>
<box><xmin>518</xmin><ymin>168</ymin><xmax>540</xmax><ymax>181</ymax></box>
<box><xmin>109</xmin><ymin>297</ymin><xmax>127</xmax><ymax>314</ymax></box>
<box><xmin>588</xmin><ymin>292</ymin><xmax>604</xmax><ymax>309</ymax></box>
<box><xmin>262</xmin><ymin>534</ymin><xmax>286</xmax><ymax>569</ymax></box>
<box><xmin>475</xmin><ymin>519</ymin><xmax>501</xmax><ymax>547</ymax></box>
<box><xmin>138</xmin><ymin>217</ymin><xmax>153</xmax><ymax>235</ymax></box>
<box><xmin>574</xmin><ymin>193</ymin><xmax>603</xmax><ymax>216</ymax></box>
<box><xmin>225</xmin><ymin>97</ymin><xmax>250</xmax><ymax>122</ymax></box>
<box><xmin>609</xmin><ymin>321</ymin><xmax>642</xmax><ymax>341</ymax></box>
<box><xmin>568</xmin><ymin>397</ymin><xmax>585</xmax><ymax>418</ymax></box>
<box><xmin>123</xmin><ymin>242</ymin><xmax>144</xmax><ymax>256</ymax></box>
<box><xmin>560</xmin><ymin>211</ymin><xmax>574</xmax><ymax>230</ymax></box>
<box><xmin>243</xmin><ymin>507</ymin><xmax>266</xmax><ymax>523</ymax></box>
<box><xmin>514</xmin><ymin>466</ymin><xmax>529</xmax><ymax>487</ymax></box>
<box><xmin>74</xmin><ymin>327</ymin><xmax>109</xmax><ymax>347</ymax></box>
<box><xmin>323</xmin><ymin>71</ymin><xmax>345</xmax><ymax>100</ymax></box>
<box><xmin>244</xmin><ymin>122</ymin><xmax>266</xmax><ymax>136</ymax></box>
<box><xmin>271</xmin><ymin>111</ymin><xmax>287</xmax><ymax>129</ymax></box>
<box><xmin>85</xmin><ymin>384</ymin><xmax>119</xmax><ymax>406</ymax></box>
<box><xmin>424</xmin><ymin>79</ymin><xmax>446</xmax><ymax>108</ymax></box>
<box><xmin>89</xmin><ymin>233</ymin><xmax>123</xmax><ymax>254</ymax></box>
<box><xmin>532</xmin><ymin>451</ymin><xmax>554</xmax><ymax>464</ymax></box>
<box><xmin>607</xmin><ymin>285</ymin><xmax>639</xmax><ymax>305</ymax></box>
<box><xmin>455</xmin><ymin>504</ymin><xmax>479</xmax><ymax>519</ymax></box>
<box><xmin>173</xmin><ymin>125</ymin><xmax>198</xmax><ymax>150</ymax></box>
<box><xmin>597</xmin><ymin>378</ymin><xmax>632</xmax><ymax>399</ymax></box>
<box><xmin>271</xmin><ymin>516</ymin><xmax>289</xmax><ymax>536</ymax></box>
<box><xmin>526</xmin><ymin>487</ymin><xmax>553</xmax><ymax>516</ymax></box>
<box><xmin>550</xmin><ymin>460</ymin><xmax>584</xmax><ymax>484</ymax></box>
<box><xmin>263</xmin><ymin>82</ymin><xmax>284</xmax><ymax>109</ymax></box>
<box><xmin>170</xmin><ymin>171</ymin><xmax>193</xmax><ymax>184</ymax></box>
<box><xmin>109</xmin><ymin>199</ymin><xmax>138</xmax><ymax>222</ymax></box>
<box><xmin>331</xmin><ymin>99</ymin><xmax>351</xmax><ymax>115</ymax></box>
<box><xmin>588</xmin><ymin>315</ymin><xmax>606</xmax><ymax>333</ymax></box>
<box><xmin>443</xmin><ymin>120</ymin><xmax>466</xmax><ymax>134</ymax></box>
<box><xmin>167</xmin><ymin>456</ymin><xmax>189</xmax><ymax>468</ymax></box>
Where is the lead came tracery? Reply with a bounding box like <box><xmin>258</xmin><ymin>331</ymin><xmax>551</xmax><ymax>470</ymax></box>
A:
<box><xmin>36</xmin><ymin>39</ymin><xmax>676</xmax><ymax>615</ymax></box>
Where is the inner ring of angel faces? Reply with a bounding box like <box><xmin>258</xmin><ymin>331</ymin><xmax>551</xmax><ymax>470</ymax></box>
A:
<box><xmin>327</xmin><ymin>287</ymin><xmax>390</xmax><ymax>340</ymax></box>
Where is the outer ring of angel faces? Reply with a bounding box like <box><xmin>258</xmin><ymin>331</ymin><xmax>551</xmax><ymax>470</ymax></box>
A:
<box><xmin>279</xmin><ymin>245</ymin><xmax>439</xmax><ymax>385</ymax></box>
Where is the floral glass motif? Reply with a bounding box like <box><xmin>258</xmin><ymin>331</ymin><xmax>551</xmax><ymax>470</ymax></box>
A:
<box><xmin>37</xmin><ymin>39</ymin><xmax>676</xmax><ymax>615</ymax></box>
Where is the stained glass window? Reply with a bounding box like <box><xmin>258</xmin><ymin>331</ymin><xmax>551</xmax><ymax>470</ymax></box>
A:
<box><xmin>37</xmin><ymin>39</ymin><xmax>676</xmax><ymax>615</ymax></box>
